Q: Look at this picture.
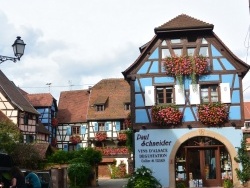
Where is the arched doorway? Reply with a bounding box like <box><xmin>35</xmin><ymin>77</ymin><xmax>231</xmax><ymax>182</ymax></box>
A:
<box><xmin>175</xmin><ymin>136</ymin><xmax>232</xmax><ymax>187</ymax></box>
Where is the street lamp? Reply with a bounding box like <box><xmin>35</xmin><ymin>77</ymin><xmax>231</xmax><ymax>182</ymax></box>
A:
<box><xmin>0</xmin><ymin>36</ymin><xmax>26</xmax><ymax>64</ymax></box>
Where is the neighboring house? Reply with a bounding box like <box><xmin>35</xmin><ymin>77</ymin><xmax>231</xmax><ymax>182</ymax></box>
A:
<box><xmin>122</xmin><ymin>14</ymin><xmax>250</xmax><ymax>187</ymax></box>
<box><xmin>87</xmin><ymin>78</ymin><xmax>130</xmax><ymax>178</ymax></box>
<box><xmin>25</xmin><ymin>93</ymin><xmax>58</xmax><ymax>144</ymax></box>
<box><xmin>57</xmin><ymin>89</ymin><xmax>89</xmax><ymax>151</ymax></box>
<box><xmin>242</xmin><ymin>102</ymin><xmax>250</xmax><ymax>150</ymax></box>
<box><xmin>56</xmin><ymin>78</ymin><xmax>131</xmax><ymax>178</ymax></box>
<box><xmin>0</xmin><ymin>70</ymin><xmax>40</xmax><ymax>143</ymax></box>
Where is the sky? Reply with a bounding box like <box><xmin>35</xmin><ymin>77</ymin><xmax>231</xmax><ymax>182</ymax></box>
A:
<box><xmin>0</xmin><ymin>0</ymin><xmax>249</xmax><ymax>101</ymax></box>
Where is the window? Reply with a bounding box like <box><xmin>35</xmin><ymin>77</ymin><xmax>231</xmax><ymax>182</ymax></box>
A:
<box><xmin>98</xmin><ymin>122</ymin><xmax>105</xmax><ymax>131</ymax></box>
<box><xmin>96</xmin><ymin>105</ymin><xmax>104</xmax><ymax>111</ymax></box>
<box><xmin>124</xmin><ymin>103</ymin><xmax>130</xmax><ymax>110</ymax></box>
<box><xmin>72</xmin><ymin>126</ymin><xmax>80</xmax><ymax>134</ymax></box>
<box><xmin>156</xmin><ymin>86</ymin><xmax>173</xmax><ymax>104</ymax></box>
<box><xmin>200</xmin><ymin>85</ymin><xmax>219</xmax><ymax>103</ymax></box>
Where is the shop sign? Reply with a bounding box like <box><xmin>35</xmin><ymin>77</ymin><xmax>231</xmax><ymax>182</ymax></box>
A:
<box><xmin>135</xmin><ymin>129</ymin><xmax>175</xmax><ymax>187</ymax></box>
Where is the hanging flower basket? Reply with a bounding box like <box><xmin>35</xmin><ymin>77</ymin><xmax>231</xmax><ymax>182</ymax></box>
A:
<box><xmin>51</xmin><ymin>118</ymin><xmax>58</xmax><ymax>127</ymax></box>
<box><xmin>118</xmin><ymin>132</ymin><xmax>127</xmax><ymax>142</ymax></box>
<box><xmin>95</xmin><ymin>132</ymin><xmax>107</xmax><ymax>142</ymax></box>
<box><xmin>151</xmin><ymin>104</ymin><xmax>183</xmax><ymax>125</ymax></box>
<box><xmin>124</xmin><ymin>113</ymin><xmax>132</xmax><ymax>128</ymax></box>
<box><xmin>162</xmin><ymin>55</ymin><xmax>209</xmax><ymax>85</ymax></box>
<box><xmin>197</xmin><ymin>102</ymin><xmax>228</xmax><ymax>125</ymax></box>
<box><xmin>70</xmin><ymin>134</ymin><xmax>81</xmax><ymax>144</ymax></box>
<box><xmin>51</xmin><ymin>138</ymin><xmax>57</xmax><ymax>147</ymax></box>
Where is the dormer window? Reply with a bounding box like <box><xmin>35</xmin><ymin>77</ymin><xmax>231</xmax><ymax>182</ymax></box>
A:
<box><xmin>94</xmin><ymin>96</ymin><xmax>108</xmax><ymax>112</ymax></box>
<box><xmin>96</xmin><ymin>105</ymin><xmax>105</xmax><ymax>111</ymax></box>
<box><xmin>124</xmin><ymin>103</ymin><xmax>130</xmax><ymax>110</ymax></box>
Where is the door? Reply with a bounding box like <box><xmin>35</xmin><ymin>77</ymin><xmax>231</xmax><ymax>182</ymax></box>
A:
<box><xmin>187</xmin><ymin>147</ymin><xmax>220</xmax><ymax>187</ymax></box>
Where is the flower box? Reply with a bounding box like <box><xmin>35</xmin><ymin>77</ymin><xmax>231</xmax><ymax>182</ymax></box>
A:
<box><xmin>162</xmin><ymin>55</ymin><xmax>209</xmax><ymax>84</ymax></box>
<box><xmin>95</xmin><ymin>147</ymin><xmax>129</xmax><ymax>156</ymax></box>
<box><xmin>151</xmin><ymin>104</ymin><xmax>183</xmax><ymax>125</ymax></box>
<box><xmin>95</xmin><ymin>132</ymin><xmax>107</xmax><ymax>142</ymax></box>
<box><xmin>118</xmin><ymin>132</ymin><xmax>127</xmax><ymax>142</ymax></box>
<box><xmin>197</xmin><ymin>102</ymin><xmax>228</xmax><ymax>125</ymax></box>
<box><xmin>70</xmin><ymin>134</ymin><xmax>81</xmax><ymax>144</ymax></box>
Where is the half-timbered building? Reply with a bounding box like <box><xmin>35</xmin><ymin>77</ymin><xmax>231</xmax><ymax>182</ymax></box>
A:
<box><xmin>87</xmin><ymin>78</ymin><xmax>130</xmax><ymax>178</ymax></box>
<box><xmin>57</xmin><ymin>90</ymin><xmax>89</xmax><ymax>151</ymax></box>
<box><xmin>26</xmin><ymin>93</ymin><xmax>58</xmax><ymax>144</ymax></box>
<box><xmin>122</xmin><ymin>14</ymin><xmax>250</xmax><ymax>187</ymax></box>
<box><xmin>0</xmin><ymin>70</ymin><xmax>40</xmax><ymax>143</ymax></box>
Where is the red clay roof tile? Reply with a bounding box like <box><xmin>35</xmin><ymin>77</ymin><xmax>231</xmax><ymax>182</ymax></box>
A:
<box><xmin>57</xmin><ymin>90</ymin><xmax>89</xmax><ymax>123</ymax></box>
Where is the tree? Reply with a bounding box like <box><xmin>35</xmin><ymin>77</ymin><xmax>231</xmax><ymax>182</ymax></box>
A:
<box><xmin>0</xmin><ymin>120</ymin><xmax>22</xmax><ymax>153</ymax></box>
<box><xmin>9</xmin><ymin>143</ymin><xmax>43</xmax><ymax>170</ymax></box>
<box><xmin>234</xmin><ymin>135</ymin><xmax>250</xmax><ymax>185</ymax></box>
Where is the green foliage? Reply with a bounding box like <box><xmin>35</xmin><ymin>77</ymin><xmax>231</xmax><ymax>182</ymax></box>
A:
<box><xmin>9</xmin><ymin>143</ymin><xmax>43</xmax><ymax>169</ymax></box>
<box><xmin>68</xmin><ymin>163</ymin><xmax>92</xmax><ymax>188</ymax></box>
<box><xmin>110</xmin><ymin>162</ymin><xmax>127</xmax><ymax>179</ymax></box>
<box><xmin>0</xmin><ymin>120</ymin><xmax>22</xmax><ymax>153</ymax></box>
<box><xmin>125</xmin><ymin>129</ymin><xmax>133</xmax><ymax>152</ymax></box>
<box><xmin>223</xmin><ymin>179</ymin><xmax>233</xmax><ymax>188</ymax></box>
<box><xmin>176</xmin><ymin>182</ymin><xmax>186</xmax><ymax>188</ymax></box>
<box><xmin>124</xmin><ymin>165</ymin><xmax>162</xmax><ymax>188</ymax></box>
<box><xmin>47</xmin><ymin>150</ymin><xmax>74</xmax><ymax>164</ymax></box>
<box><xmin>234</xmin><ymin>136</ymin><xmax>250</xmax><ymax>184</ymax></box>
<box><xmin>70</xmin><ymin>148</ymin><xmax>102</xmax><ymax>165</ymax></box>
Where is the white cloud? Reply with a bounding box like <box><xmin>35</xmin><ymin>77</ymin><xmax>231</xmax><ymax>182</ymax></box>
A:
<box><xmin>0</xmin><ymin>0</ymin><xmax>249</xmax><ymax>101</ymax></box>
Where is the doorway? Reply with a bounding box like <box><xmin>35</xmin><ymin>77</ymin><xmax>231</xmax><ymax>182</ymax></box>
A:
<box><xmin>175</xmin><ymin>136</ymin><xmax>232</xmax><ymax>187</ymax></box>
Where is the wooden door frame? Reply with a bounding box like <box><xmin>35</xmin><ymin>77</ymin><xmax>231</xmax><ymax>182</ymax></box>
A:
<box><xmin>185</xmin><ymin>145</ymin><xmax>223</xmax><ymax>187</ymax></box>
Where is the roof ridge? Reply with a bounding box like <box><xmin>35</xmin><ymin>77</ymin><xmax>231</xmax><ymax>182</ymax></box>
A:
<box><xmin>155</xmin><ymin>14</ymin><xmax>213</xmax><ymax>33</ymax></box>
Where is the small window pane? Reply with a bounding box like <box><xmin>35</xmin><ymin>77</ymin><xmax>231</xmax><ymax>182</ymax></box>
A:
<box><xmin>171</xmin><ymin>39</ymin><xmax>181</xmax><ymax>43</ymax></box>
<box><xmin>199</xmin><ymin>47</ymin><xmax>208</xmax><ymax>56</ymax></box>
<box><xmin>202</xmin><ymin>38</ymin><xmax>208</xmax><ymax>44</ymax></box>
<box><xmin>173</xmin><ymin>49</ymin><xmax>182</xmax><ymax>56</ymax></box>
<box><xmin>162</xmin><ymin>49</ymin><xmax>171</xmax><ymax>58</ymax></box>
<box><xmin>161</xmin><ymin>40</ymin><xmax>167</xmax><ymax>46</ymax></box>
<box><xmin>187</xmin><ymin>48</ymin><xmax>196</xmax><ymax>56</ymax></box>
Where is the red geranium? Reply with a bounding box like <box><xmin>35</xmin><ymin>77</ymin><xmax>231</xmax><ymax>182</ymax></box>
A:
<box><xmin>151</xmin><ymin>104</ymin><xmax>183</xmax><ymax>125</ymax></box>
<box><xmin>95</xmin><ymin>132</ymin><xmax>107</xmax><ymax>141</ymax></box>
<box><xmin>197</xmin><ymin>102</ymin><xmax>228</xmax><ymax>125</ymax></box>
<box><xmin>162</xmin><ymin>55</ymin><xmax>209</xmax><ymax>76</ymax></box>
<box><xmin>51</xmin><ymin>118</ymin><xmax>58</xmax><ymax>127</ymax></box>
<box><xmin>70</xmin><ymin>134</ymin><xmax>81</xmax><ymax>144</ymax></box>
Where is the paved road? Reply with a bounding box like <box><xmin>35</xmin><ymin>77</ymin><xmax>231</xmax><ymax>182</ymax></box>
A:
<box><xmin>88</xmin><ymin>178</ymin><xmax>128</xmax><ymax>188</ymax></box>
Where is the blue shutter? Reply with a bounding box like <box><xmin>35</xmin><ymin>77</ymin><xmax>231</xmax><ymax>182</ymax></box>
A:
<box><xmin>116</xmin><ymin>122</ymin><xmax>120</xmax><ymax>131</ymax></box>
<box><xmin>81</xmin><ymin>125</ymin><xmax>86</xmax><ymax>134</ymax></box>
<box><xmin>105</xmin><ymin>123</ymin><xmax>109</xmax><ymax>131</ymax></box>
<box><xmin>66</xmin><ymin>126</ymin><xmax>71</xmax><ymax>135</ymax></box>
<box><xmin>94</xmin><ymin>123</ymin><xmax>98</xmax><ymax>132</ymax></box>
<box><xmin>63</xmin><ymin>144</ymin><xmax>68</xmax><ymax>151</ymax></box>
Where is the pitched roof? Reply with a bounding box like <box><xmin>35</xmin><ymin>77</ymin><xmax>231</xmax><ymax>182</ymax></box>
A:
<box><xmin>244</xmin><ymin>102</ymin><xmax>250</xmax><ymax>120</ymax></box>
<box><xmin>87</xmin><ymin>78</ymin><xmax>130</xmax><ymax>120</ymax></box>
<box><xmin>0</xmin><ymin>70</ymin><xmax>39</xmax><ymax>115</ymax></box>
<box><xmin>32</xmin><ymin>143</ymin><xmax>52</xmax><ymax>159</ymax></box>
<box><xmin>26</xmin><ymin>93</ymin><xmax>56</xmax><ymax>107</ymax></box>
<box><xmin>0</xmin><ymin>110</ymin><xmax>12</xmax><ymax>123</ymax></box>
<box><xmin>36</xmin><ymin>121</ymin><xmax>51</xmax><ymax>134</ymax></box>
<box><xmin>57</xmin><ymin>90</ymin><xmax>89</xmax><ymax>123</ymax></box>
<box><xmin>123</xmin><ymin>14</ymin><xmax>250</xmax><ymax>78</ymax></box>
<box><xmin>155</xmin><ymin>14</ymin><xmax>214</xmax><ymax>33</ymax></box>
